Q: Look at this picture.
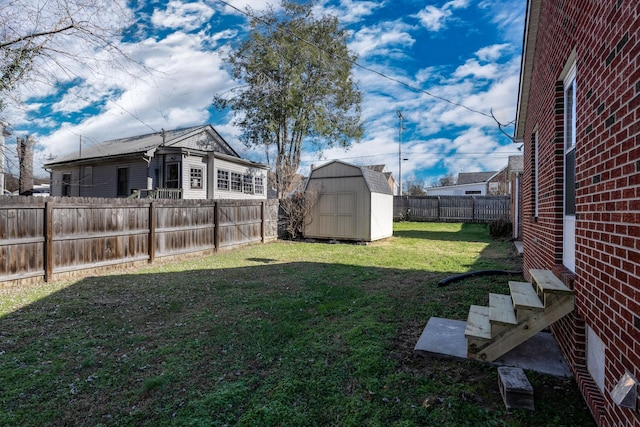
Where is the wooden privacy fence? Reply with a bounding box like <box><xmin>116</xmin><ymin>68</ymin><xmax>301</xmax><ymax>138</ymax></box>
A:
<box><xmin>0</xmin><ymin>197</ymin><xmax>278</xmax><ymax>284</ymax></box>
<box><xmin>394</xmin><ymin>195</ymin><xmax>510</xmax><ymax>222</ymax></box>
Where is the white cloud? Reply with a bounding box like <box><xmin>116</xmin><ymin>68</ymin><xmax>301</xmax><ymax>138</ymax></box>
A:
<box><xmin>217</xmin><ymin>0</ymin><xmax>277</xmax><ymax>15</ymax></box>
<box><xmin>151</xmin><ymin>1</ymin><xmax>215</xmax><ymax>31</ymax></box>
<box><xmin>32</xmin><ymin>29</ymin><xmax>235</xmax><ymax>163</ymax></box>
<box><xmin>314</xmin><ymin>0</ymin><xmax>384</xmax><ymax>24</ymax></box>
<box><xmin>414</xmin><ymin>0</ymin><xmax>469</xmax><ymax>32</ymax></box>
<box><xmin>349</xmin><ymin>20</ymin><xmax>415</xmax><ymax>58</ymax></box>
<box><xmin>453</xmin><ymin>59</ymin><xmax>499</xmax><ymax>80</ymax></box>
<box><xmin>475</xmin><ymin>43</ymin><xmax>510</xmax><ymax>61</ymax></box>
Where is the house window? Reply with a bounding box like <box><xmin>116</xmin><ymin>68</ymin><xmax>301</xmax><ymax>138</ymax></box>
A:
<box><xmin>217</xmin><ymin>170</ymin><xmax>229</xmax><ymax>190</ymax></box>
<box><xmin>62</xmin><ymin>173</ymin><xmax>72</xmax><ymax>196</ymax></box>
<box><xmin>190</xmin><ymin>167</ymin><xmax>203</xmax><ymax>189</ymax></box>
<box><xmin>230</xmin><ymin>172</ymin><xmax>242</xmax><ymax>192</ymax></box>
<box><xmin>243</xmin><ymin>175</ymin><xmax>253</xmax><ymax>194</ymax></box>
<box><xmin>117</xmin><ymin>167</ymin><xmax>128</xmax><ymax>197</ymax></box>
<box><xmin>254</xmin><ymin>177</ymin><xmax>264</xmax><ymax>195</ymax></box>
<box><xmin>465</xmin><ymin>190</ymin><xmax>481</xmax><ymax>195</ymax></box>
<box><xmin>166</xmin><ymin>163</ymin><xmax>180</xmax><ymax>188</ymax></box>
<box><xmin>564</xmin><ymin>65</ymin><xmax>577</xmax><ymax>216</ymax></box>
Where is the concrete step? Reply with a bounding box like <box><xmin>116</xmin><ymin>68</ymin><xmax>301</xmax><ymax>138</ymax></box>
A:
<box><xmin>509</xmin><ymin>281</ymin><xmax>544</xmax><ymax>311</ymax></box>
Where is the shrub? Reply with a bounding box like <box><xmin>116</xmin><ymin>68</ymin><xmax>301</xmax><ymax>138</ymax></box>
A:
<box><xmin>489</xmin><ymin>219</ymin><xmax>512</xmax><ymax>239</ymax></box>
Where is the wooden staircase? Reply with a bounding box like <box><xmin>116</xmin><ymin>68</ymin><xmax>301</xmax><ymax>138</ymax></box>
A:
<box><xmin>465</xmin><ymin>269</ymin><xmax>574</xmax><ymax>362</ymax></box>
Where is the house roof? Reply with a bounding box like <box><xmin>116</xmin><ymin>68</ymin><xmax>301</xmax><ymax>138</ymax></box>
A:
<box><xmin>363</xmin><ymin>164</ymin><xmax>386</xmax><ymax>173</ymax></box>
<box><xmin>515</xmin><ymin>0</ymin><xmax>541</xmax><ymax>141</ymax></box>
<box><xmin>457</xmin><ymin>171</ymin><xmax>497</xmax><ymax>185</ymax></box>
<box><xmin>44</xmin><ymin>124</ymin><xmax>240</xmax><ymax>166</ymax></box>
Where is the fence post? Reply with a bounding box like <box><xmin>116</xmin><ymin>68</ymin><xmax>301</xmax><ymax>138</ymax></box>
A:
<box><xmin>148</xmin><ymin>201</ymin><xmax>156</xmax><ymax>264</ymax></box>
<box><xmin>214</xmin><ymin>201</ymin><xmax>220</xmax><ymax>251</ymax></box>
<box><xmin>472</xmin><ymin>196</ymin><xmax>476</xmax><ymax>222</ymax></box>
<box><xmin>44</xmin><ymin>201</ymin><xmax>53</xmax><ymax>282</ymax></box>
<box><xmin>261</xmin><ymin>201</ymin><xmax>266</xmax><ymax>243</ymax></box>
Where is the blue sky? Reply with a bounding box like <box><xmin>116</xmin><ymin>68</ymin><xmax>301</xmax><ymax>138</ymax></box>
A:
<box><xmin>4</xmin><ymin>0</ymin><xmax>526</xmax><ymax>188</ymax></box>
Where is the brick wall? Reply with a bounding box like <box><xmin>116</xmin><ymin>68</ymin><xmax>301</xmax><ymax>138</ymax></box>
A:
<box><xmin>520</xmin><ymin>1</ymin><xmax>640</xmax><ymax>425</ymax></box>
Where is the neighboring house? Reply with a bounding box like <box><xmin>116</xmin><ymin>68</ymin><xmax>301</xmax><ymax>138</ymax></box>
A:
<box><xmin>44</xmin><ymin>125</ymin><xmax>268</xmax><ymax>200</ymax></box>
<box><xmin>363</xmin><ymin>164</ymin><xmax>396</xmax><ymax>194</ymax></box>
<box><xmin>427</xmin><ymin>169</ymin><xmax>508</xmax><ymax>196</ymax></box>
<box><xmin>508</xmin><ymin>155</ymin><xmax>524</xmax><ymax>240</ymax></box>
<box><xmin>303</xmin><ymin>160</ymin><xmax>393</xmax><ymax>242</ymax></box>
<box><xmin>515</xmin><ymin>1</ymin><xmax>639</xmax><ymax>425</ymax></box>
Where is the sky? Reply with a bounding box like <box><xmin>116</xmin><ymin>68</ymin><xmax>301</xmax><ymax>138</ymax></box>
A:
<box><xmin>3</xmin><ymin>0</ymin><xmax>527</xmax><ymax>189</ymax></box>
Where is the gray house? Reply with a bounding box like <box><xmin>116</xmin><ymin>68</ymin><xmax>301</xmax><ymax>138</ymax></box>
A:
<box><xmin>303</xmin><ymin>160</ymin><xmax>393</xmax><ymax>242</ymax></box>
<box><xmin>44</xmin><ymin>125</ymin><xmax>268</xmax><ymax>200</ymax></box>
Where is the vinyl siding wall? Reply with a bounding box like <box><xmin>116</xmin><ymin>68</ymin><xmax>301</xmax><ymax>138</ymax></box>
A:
<box><xmin>210</xmin><ymin>157</ymin><xmax>268</xmax><ymax>200</ymax></box>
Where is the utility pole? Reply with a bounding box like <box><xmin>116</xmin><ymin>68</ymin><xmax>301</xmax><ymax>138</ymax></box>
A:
<box><xmin>0</xmin><ymin>121</ymin><xmax>9</xmax><ymax>195</ymax></box>
<box><xmin>397</xmin><ymin>110</ymin><xmax>404</xmax><ymax>196</ymax></box>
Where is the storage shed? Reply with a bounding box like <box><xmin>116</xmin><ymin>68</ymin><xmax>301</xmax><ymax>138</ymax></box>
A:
<box><xmin>303</xmin><ymin>160</ymin><xmax>393</xmax><ymax>242</ymax></box>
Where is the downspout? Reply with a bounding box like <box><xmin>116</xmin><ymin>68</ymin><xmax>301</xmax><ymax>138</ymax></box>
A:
<box><xmin>514</xmin><ymin>172</ymin><xmax>520</xmax><ymax>239</ymax></box>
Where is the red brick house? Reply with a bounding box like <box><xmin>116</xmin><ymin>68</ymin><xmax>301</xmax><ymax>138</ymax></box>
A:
<box><xmin>515</xmin><ymin>1</ymin><xmax>639</xmax><ymax>425</ymax></box>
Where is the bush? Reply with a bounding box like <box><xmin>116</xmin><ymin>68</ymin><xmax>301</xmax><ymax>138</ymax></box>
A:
<box><xmin>489</xmin><ymin>219</ymin><xmax>512</xmax><ymax>239</ymax></box>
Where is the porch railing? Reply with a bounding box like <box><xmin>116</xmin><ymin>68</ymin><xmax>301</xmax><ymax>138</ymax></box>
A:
<box><xmin>130</xmin><ymin>188</ymin><xmax>183</xmax><ymax>199</ymax></box>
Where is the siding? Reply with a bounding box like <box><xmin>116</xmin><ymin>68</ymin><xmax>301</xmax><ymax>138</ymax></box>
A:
<box><xmin>182</xmin><ymin>156</ymin><xmax>208</xmax><ymax>199</ymax></box>
<box><xmin>303</xmin><ymin>161</ymin><xmax>393</xmax><ymax>242</ymax></box>
<box><xmin>211</xmin><ymin>158</ymin><xmax>268</xmax><ymax>200</ymax></box>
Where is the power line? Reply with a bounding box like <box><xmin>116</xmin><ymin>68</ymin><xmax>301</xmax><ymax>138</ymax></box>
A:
<box><xmin>214</xmin><ymin>0</ymin><xmax>497</xmax><ymax>120</ymax></box>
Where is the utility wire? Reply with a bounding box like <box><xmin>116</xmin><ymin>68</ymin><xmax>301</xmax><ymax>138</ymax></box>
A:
<box><xmin>215</xmin><ymin>0</ymin><xmax>496</xmax><ymax>120</ymax></box>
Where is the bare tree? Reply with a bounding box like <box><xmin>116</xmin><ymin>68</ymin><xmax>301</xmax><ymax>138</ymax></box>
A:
<box><xmin>280</xmin><ymin>189</ymin><xmax>319</xmax><ymax>240</ymax></box>
<box><xmin>0</xmin><ymin>0</ymin><xmax>136</xmax><ymax>111</ymax></box>
<box><xmin>431</xmin><ymin>172</ymin><xmax>456</xmax><ymax>187</ymax></box>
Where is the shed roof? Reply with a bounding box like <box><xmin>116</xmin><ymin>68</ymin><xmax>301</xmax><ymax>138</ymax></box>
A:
<box><xmin>308</xmin><ymin>160</ymin><xmax>393</xmax><ymax>195</ymax></box>
<box><xmin>361</xmin><ymin>166</ymin><xmax>394</xmax><ymax>195</ymax></box>
<box><xmin>457</xmin><ymin>171</ymin><xmax>497</xmax><ymax>185</ymax></box>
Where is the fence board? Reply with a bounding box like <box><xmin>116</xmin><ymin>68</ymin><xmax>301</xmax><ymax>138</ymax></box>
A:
<box><xmin>394</xmin><ymin>195</ymin><xmax>509</xmax><ymax>222</ymax></box>
<box><xmin>0</xmin><ymin>197</ymin><xmax>278</xmax><ymax>284</ymax></box>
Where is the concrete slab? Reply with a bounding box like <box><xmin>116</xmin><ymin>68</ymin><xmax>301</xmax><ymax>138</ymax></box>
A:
<box><xmin>414</xmin><ymin>317</ymin><xmax>572</xmax><ymax>377</ymax></box>
<box><xmin>514</xmin><ymin>241</ymin><xmax>524</xmax><ymax>255</ymax></box>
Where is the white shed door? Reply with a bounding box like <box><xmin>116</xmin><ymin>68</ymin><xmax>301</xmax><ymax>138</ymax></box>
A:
<box><xmin>318</xmin><ymin>192</ymin><xmax>356</xmax><ymax>238</ymax></box>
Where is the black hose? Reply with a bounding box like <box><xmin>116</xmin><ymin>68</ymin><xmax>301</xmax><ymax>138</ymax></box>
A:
<box><xmin>437</xmin><ymin>270</ymin><xmax>522</xmax><ymax>287</ymax></box>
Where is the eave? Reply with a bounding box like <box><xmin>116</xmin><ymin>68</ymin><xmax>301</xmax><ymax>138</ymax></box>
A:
<box><xmin>515</xmin><ymin>0</ymin><xmax>541</xmax><ymax>142</ymax></box>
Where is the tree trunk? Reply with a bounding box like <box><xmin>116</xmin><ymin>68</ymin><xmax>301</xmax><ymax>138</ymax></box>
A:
<box><xmin>17</xmin><ymin>134</ymin><xmax>35</xmax><ymax>194</ymax></box>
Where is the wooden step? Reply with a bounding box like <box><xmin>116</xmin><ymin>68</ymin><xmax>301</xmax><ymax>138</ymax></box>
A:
<box><xmin>509</xmin><ymin>281</ymin><xmax>544</xmax><ymax>311</ymax></box>
<box><xmin>489</xmin><ymin>293</ymin><xmax>517</xmax><ymax>325</ymax></box>
<box><xmin>530</xmin><ymin>269</ymin><xmax>573</xmax><ymax>294</ymax></box>
<box><xmin>465</xmin><ymin>305</ymin><xmax>491</xmax><ymax>340</ymax></box>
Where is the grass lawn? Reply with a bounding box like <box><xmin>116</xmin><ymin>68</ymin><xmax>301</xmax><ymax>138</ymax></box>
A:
<box><xmin>0</xmin><ymin>222</ymin><xmax>595</xmax><ymax>426</ymax></box>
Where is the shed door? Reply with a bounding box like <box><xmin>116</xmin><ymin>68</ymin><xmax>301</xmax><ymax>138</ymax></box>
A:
<box><xmin>318</xmin><ymin>192</ymin><xmax>356</xmax><ymax>238</ymax></box>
